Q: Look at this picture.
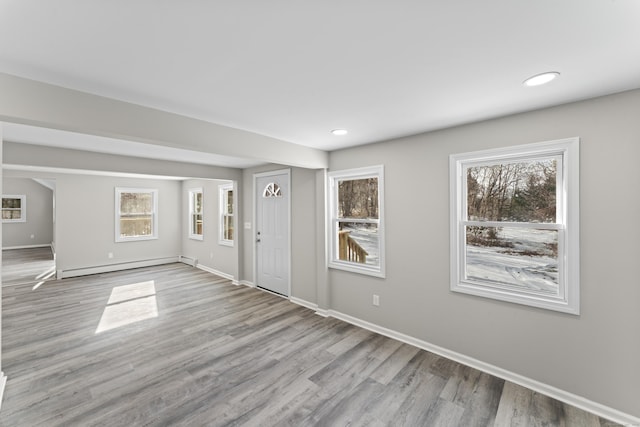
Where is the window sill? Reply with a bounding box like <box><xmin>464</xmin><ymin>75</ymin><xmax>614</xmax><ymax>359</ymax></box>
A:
<box><xmin>329</xmin><ymin>261</ymin><xmax>385</xmax><ymax>279</ymax></box>
<box><xmin>115</xmin><ymin>236</ymin><xmax>158</xmax><ymax>243</ymax></box>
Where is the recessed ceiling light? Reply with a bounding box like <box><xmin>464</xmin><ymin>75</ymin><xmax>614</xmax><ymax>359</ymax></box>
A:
<box><xmin>331</xmin><ymin>129</ymin><xmax>348</xmax><ymax>136</ymax></box>
<box><xmin>523</xmin><ymin>72</ymin><xmax>560</xmax><ymax>87</ymax></box>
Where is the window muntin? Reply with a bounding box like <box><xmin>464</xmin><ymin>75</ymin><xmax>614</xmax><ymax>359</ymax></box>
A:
<box><xmin>188</xmin><ymin>188</ymin><xmax>203</xmax><ymax>240</ymax></box>
<box><xmin>450</xmin><ymin>138</ymin><xmax>579</xmax><ymax>314</ymax></box>
<box><xmin>219</xmin><ymin>183</ymin><xmax>234</xmax><ymax>246</ymax></box>
<box><xmin>263</xmin><ymin>182</ymin><xmax>282</xmax><ymax>198</ymax></box>
<box><xmin>115</xmin><ymin>188</ymin><xmax>158</xmax><ymax>242</ymax></box>
<box><xmin>2</xmin><ymin>195</ymin><xmax>26</xmax><ymax>223</ymax></box>
<box><xmin>329</xmin><ymin>166</ymin><xmax>385</xmax><ymax>277</ymax></box>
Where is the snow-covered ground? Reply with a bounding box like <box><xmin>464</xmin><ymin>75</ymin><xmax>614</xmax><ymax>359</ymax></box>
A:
<box><xmin>466</xmin><ymin>228</ymin><xmax>559</xmax><ymax>295</ymax></box>
<box><xmin>341</xmin><ymin>225</ymin><xmax>557</xmax><ymax>294</ymax></box>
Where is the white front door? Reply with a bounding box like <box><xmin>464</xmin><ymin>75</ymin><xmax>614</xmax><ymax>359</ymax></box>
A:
<box><xmin>255</xmin><ymin>170</ymin><xmax>290</xmax><ymax>296</ymax></box>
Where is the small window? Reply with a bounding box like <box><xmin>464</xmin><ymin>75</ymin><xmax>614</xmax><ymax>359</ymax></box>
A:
<box><xmin>450</xmin><ymin>138</ymin><xmax>580</xmax><ymax>314</ymax></box>
<box><xmin>188</xmin><ymin>188</ymin><xmax>203</xmax><ymax>240</ymax></box>
<box><xmin>263</xmin><ymin>182</ymin><xmax>282</xmax><ymax>198</ymax></box>
<box><xmin>219</xmin><ymin>183</ymin><xmax>234</xmax><ymax>246</ymax></box>
<box><xmin>115</xmin><ymin>188</ymin><xmax>158</xmax><ymax>242</ymax></box>
<box><xmin>328</xmin><ymin>165</ymin><xmax>385</xmax><ymax>277</ymax></box>
<box><xmin>2</xmin><ymin>195</ymin><xmax>26</xmax><ymax>223</ymax></box>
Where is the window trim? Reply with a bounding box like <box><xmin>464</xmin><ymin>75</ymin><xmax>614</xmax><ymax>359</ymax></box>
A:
<box><xmin>115</xmin><ymin>187</ymin><xmax>159</xmax><ymax>242</ymax></box>
<box><xmin>328</xmin><ymin>165</ymin><xmax>385</xmax><ymax>278</ymax></box>
<box><xmin>449</xmin><ymin>138</ymin><xmax>580</xmax><ymax>314</ymax></box>
<box><xmin>2</xmin><ymin>194</ymin><xmax>27</xmax><ymax>223</ymax></box>
<box><xmin>188</xmin><ymin>188</ymin><xmax>204</xmax><ymax>241</ymax></box>
<box><xmin>219</xmin><ymin>183</ymin><xmax>234</xmax><ymax>247</ymax></box>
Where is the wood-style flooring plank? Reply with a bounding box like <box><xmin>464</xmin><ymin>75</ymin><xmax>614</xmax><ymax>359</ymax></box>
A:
<box><xmin>0</xmin><ymin>261</ymin><xmax>622</xmax><ymax>426</ymax></box>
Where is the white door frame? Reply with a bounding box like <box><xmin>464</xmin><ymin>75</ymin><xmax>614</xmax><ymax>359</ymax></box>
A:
<box><xmin>253</xmin><ymin>169</ymin><xmax>291</xmax><ymax>297</ymax></box>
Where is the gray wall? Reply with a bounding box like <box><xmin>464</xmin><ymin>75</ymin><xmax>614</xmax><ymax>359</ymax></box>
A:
<box><xmin>327</xmin><ymin>89</ymin><xmax>640</xmax><ymax>417</ymax></box>
<box><xmin>241</xmin><ymin>165</ymin><xmax>318</xmax><ymax>303</ymax></box>
<box><xmin>181</xmin><ymin>179</ymin><xmax>238</xmax><ymax>279</ymax></box>
<box><xmin>2</xmin><ymin>177</ymin><xmax>53</xmax><ymax>248</ymax></box>
<box><xmin>55</xmin><ymin>174</ymin><xmax>181</xmax><ymax>272</ymax></box>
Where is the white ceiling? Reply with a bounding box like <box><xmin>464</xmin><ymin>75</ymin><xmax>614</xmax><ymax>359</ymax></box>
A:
<box><xmin>1</xmin><ymin>0</ymin><xmax>639</xmax><ymax>162</ymax></box>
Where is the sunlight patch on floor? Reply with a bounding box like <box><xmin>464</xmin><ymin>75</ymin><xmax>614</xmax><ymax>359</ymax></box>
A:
<box><xmin>96</xmin><ymin>280</ymin><xmax>158</xmax><ymax>334</ymax></box>
<box><xmin>32</xmin><ymin>267</ymin><xmax>57</xmax><ymax>290</ymax></box>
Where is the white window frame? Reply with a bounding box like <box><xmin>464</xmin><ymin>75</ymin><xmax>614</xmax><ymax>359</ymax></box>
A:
<box><xmin>2</xmin><ymin>195</ymin><xmax>26</xmax><ymax>223</ymax></box>
<box><xmin>328</xmin><ymin>165</ymin><xmax>385</xmax><ymax>278</ymax></box>
<box><xmin>115</xmin><ymin>187</ymin><xmax>159</xmax><ymax>242</ymax></box>
<box><xmin>219</xmin><ymin>183</ymin><xmax>234</xmax><ymax>247</ymax></box>
<box><xmin>188</xmin><ymin>188</ymin><xmax>204</xmax><ymax>241</ymax></box>
<box><xmin>450</xmin><ymin>138</ymin><xmax>580</xmax><ymax>314</ymax></box>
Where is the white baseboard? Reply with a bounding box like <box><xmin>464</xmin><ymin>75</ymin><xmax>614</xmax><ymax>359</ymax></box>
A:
<box><xmin>325</xmin><ymin>309</ymin><xmax>639</xmax><ymax>426</ymax></box>
<box><xmin>289</xmin><ymin>296</ymin><xmax>318</xmax><ymax>311</ymax></box>
<box><xmin>289</xmin><ymin>297</ymin><xmax>330</xmax><ymax>317</ymax></box>
<box><xmin>194</xmin><ymin>263</ymin><xmax>234</xmax><ymax>281</ymax></box>
<box><xmin>58</xmin><ymin>257</ymin><xmax>179</xmax><ymax>279</ymax></box>
<box><xmin>178</xmin><ymin>255</ymin><xmax>197</xmax><ymax>267</ymax></box>
<box><xmin>287</xmin><ymin>296</ymin><xmax>638</xmax><ymax>425</ymax></box>
<box><xmin>239</xmin><ymin>280</ymin><xmax>255</xmax><ymax>288</ymax></box>
<box><xmin>2</xmin><ymin>244</ymin><xmax>51</xmax><ymax>250</ymax></box>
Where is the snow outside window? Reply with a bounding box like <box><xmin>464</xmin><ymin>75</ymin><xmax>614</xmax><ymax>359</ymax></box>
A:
<box><xmin>2</xmin><ymin>195</ymin><xmax>26</xmax><ymax>223</ymax></box>
<box><xmin>328</xmin><ymin>165</ymin><xmax>385</xmax><ymax>278</ymax></box>
<box><xmin>189</xmin><ymin>188</ymin><xmax>203</xmax><ymax>240</ymax></box>
<box><xmin>450</xmin><ymin>138</ymin><xmax>580</xmax><ymax>314</ymax></box>
<box><xmin>115</xmin><ymin>188</ymin><xmax>158</xmax><ymax>242</ymax></box>
<box><xmin>219</xmin><ymin>183</ymin><xmax>234</xmax><ymax>246</ymax></box>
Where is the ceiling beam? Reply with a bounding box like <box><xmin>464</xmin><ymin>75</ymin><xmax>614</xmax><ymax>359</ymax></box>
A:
<box><xmin>0</xmin><ymin>73</ymin><xmax>328</xmax><ymax>169</ymax></box>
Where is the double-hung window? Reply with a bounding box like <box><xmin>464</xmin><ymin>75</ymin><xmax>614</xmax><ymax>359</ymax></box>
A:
<box><xmin>450</xmin><ymin>138</ymin><xmax>579</xmax><ymax>314</ymax></box>
<box><xmin>2</xmin><ymin>195</ymin><xmax>26</xmax><ymax>223</ymax></box>
<box><xmin>115</xmin><ymin>188</ymin><xmax>158</xmax><ymax>242</ymax></box>
<box><xmin>219</xmin><ymin>183</ymin><xmax>234</xmax><ymax>246</ymax></box>
<box><xmin>328</xmin><ymin>165</ymin><xmax>385</xmax><ymax>277</ymax></box>
<box><xmin>188</xmin><ymin>188</ymin><xmax>203</xmax><ymax>240</ymax></box>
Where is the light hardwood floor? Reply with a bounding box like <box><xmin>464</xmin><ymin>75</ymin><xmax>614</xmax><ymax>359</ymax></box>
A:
<box><xmin>2</xmin><ymin>246</ymin><xmax>55</xmax><ymax>287</ymax></box>
<box><xmin>0</xmin><ymin>260</ymin><xmax>619</xmax><ymax>426</ymax></box>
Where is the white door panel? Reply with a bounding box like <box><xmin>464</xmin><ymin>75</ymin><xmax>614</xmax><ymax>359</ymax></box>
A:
<box><xmin>256</xmin><ymin>172</ymin><xmax>290</xmax><ymax>296</ymax></box>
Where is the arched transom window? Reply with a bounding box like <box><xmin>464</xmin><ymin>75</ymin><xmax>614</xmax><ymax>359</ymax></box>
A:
<box><xmin>262</xmin><ymin>183</ymin><xmax>283</xmax><ymax>198</ymax></box>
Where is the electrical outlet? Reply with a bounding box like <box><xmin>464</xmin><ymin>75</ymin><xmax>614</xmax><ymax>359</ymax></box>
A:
<box><xmin>30</xmin><ymin>234</ymin><xmax>35</xmax><ymax>239</ymax></box>
<box><xmin>373</xmin><ymin>294</ymin><xmax>380</xmax><ymax>306</ymax></box>
<box><xmin>108</xmin><ymin>252</ymin><xmax>114</xmax><ymax>259</ymax></box>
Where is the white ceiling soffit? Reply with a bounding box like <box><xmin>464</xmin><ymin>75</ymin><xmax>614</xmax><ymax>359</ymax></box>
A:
<box><xmin>2</xmin><ymin>123</ymin><xmax>266</xmax><ymax>169</ymax></box>
<box><xmin>3</xmin><ymin>163</ymin><xmax>188</xmax><ymax>181</ymax></box>
<box><xmin>0</xmin><ymin>1</ymin><xmax>639</xmax><ymax>152</ymax></box>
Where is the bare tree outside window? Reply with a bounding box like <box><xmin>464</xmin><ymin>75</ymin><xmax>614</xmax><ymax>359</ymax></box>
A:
<box><xmin>329</xmin><ymin>166</ymin><xmax>385</xmax><ymax>277</ymax></box>
<box><xmin>450</xmin><ymin>138</ymin><xmax>579</xmax><ymax>314</ymax></box>
<box><xmin>2</xmin><ymin>195</ymin><xmax>26</xmax><ymax>222</ymax></box>
<box><xmin>219</xmin><ymin>183</ymin><xmax>234</xmax><ymax>246</ymax></box>
<box><xmin>116</xmin><ymin>188</ymin><xmax>158</xmax><ymax>242</ymax></box>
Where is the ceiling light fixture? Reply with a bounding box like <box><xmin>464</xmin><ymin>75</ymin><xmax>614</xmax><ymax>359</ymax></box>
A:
<box><xmin>523</xmin><ymin>71</ymin><xmax>560</xmax><ymax>87</ymax></box>
<box><xmin>331</xmin><ymin>129</ymin><xmax>348</xmax><ymax>136</ymax></box>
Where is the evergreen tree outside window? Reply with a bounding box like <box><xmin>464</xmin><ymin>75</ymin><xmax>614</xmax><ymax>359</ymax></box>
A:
<box><xmin>115</xmin><ymin>188</ymin><xmax>158</xmax><ymax>242</ymax></box>
<box><xmin>450</xmin><ymin>138</ymin><xmax>580</xmax><ymax>314</ymax></box>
